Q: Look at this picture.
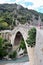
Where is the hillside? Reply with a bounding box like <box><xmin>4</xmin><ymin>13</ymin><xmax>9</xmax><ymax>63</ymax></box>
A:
<box><xmin>0</xmin><ymin>3</ymin><xmax>43</xmax><ymax>30</ymax></box>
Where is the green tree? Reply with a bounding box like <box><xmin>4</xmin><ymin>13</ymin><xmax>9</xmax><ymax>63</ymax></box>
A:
<box><xmin>0</xmin><ymin>37</ymin><xmax>8</xmax><ymax>59</ymax></box>
<box><xmin>9</xmin><ymin>51</ymin><xmax>17</xmax><ymax>59</ymax></box>
<box><xmin>19</xmin><ymin>38</ymin><xmax>26</xmax><ymax>50</ymax></box>
<box><xmin>26</xmin><ymin>27</ymin><xmax>36</xmax><ymax>47</ymax></box>
<box><xmin>0</xmin><ymin>37</ymin><xmax>12</xmax><ymax>59</ymax></box>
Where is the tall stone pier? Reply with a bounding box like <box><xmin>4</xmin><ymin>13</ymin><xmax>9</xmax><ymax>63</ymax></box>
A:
<box><xmin>34</xmin><ymin>29</ymin><xmax>43</xmax><ymax>65</ymax></box>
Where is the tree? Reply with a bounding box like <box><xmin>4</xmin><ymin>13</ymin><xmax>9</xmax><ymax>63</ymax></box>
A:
<box><xmin>0</xmin><ymin>37</ymin><xmax>8</xmax><ymax>59</ymax></box>
<box><xmin>0</xmin><ymin>37</ymin><xmax>3</xmax><ymax>48</ymax></box>
<box><xmin>9</xmin><ymin>51</ymin><xmax>17</xmax><ymax>59</ymax></box>
<box><xmin>0</xmin><ymin>37</ymin><xmax>12</xmax><ymax>59</ymax></box>
<box><xmin>19</xmin><ymin>38</ymin><xmax>26</xmax><ymax>50</ymax></box>
<box><xmin>26</xmin><ymin>27</ymin><xmax>36</xmax><ymax>47</ymax></box>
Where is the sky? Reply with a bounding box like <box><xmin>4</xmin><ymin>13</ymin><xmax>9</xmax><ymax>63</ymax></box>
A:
<box><xmin>0</xmin><ymin>0</ymin><xmax>43</xmax><ymax>13</ymax></box>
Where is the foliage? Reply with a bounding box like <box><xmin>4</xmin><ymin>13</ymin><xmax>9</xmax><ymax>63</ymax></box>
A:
<box><xmin>0</xmin><ymin>48</ymin><xmax>8</xmax><ymax>59</ymax></box>
<box><xmin>19</xmin><ymin>38</ymin><xmax>26</xmax><ymax>50</ymax></box>
<box><xmin>0</xmin><ymin>37</ymin><xmax>12</xmax><ymax>59</ymax></box>
<box><xmin>0</xmin><ymin>4</ymin><xmax>43</xmax><ymax>30</ymax></box>
<box><xmin>0</xmin><ymin>37</ymin><xmax>3</xmax><ymax>48</ymax></box>
<box><xmin>26</xmin><ymin>27</ymin><xmax>36</xmax><ymax>47</ymax></box>
<box><xmin>0</xmin><ymin>37</ymin><xmax>8</xmax><ymax>59</ymax></box>
<box><xmin>9</xmin><ymin>51</ymin><xmax>17</xmax><ymax>59</ymax></box>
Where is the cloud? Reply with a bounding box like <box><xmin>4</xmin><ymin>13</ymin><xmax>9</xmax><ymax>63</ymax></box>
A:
<box><xmin>0</xmin><ymin>0</ymin><xmax>16</xmax><ymax>4</ymax></box>
<box><xmin>36</xmin><ymin>6</ymin><xmax>43</xmax><ymax>13</ymax></box>
<box><xmin>0</xmin><ymin>0</ymin><xmax>43</xmax><ymax>13</ymax></box>
<box><xmin>24</xmin><ymin>2</ymin><xmax>33</xmax><ymax>6</ymax></box>
<box><xmin>15</xmin><ymin>0</ymin><xmax>43</xmax><ymax>12</ymax></box>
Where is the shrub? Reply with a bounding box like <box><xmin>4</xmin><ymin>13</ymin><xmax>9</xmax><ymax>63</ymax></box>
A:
<box><xmin>19</xmin><ymin>38</ymin><xmax>26</xmax><ymax>50</ymax></box>
<box><xmin>9</xmin><ymin>51</ymin><xmax>17</xmax><ymax>59</ymax></box>
<box><xmin>26</xmin><ymin>27</ymin><xmax>36</xmax><ymax>47</ymax></box>
<box><xmin>12</xmin><ymin>51</ymin><xmax>17</xmax><ymax>58</ymax></box>
<box><xmin>0</xmin><ymin>37</ymin><xmax>12</xmax><ymax>59</ymax></box>
<box><xmin>0</xmin><ymin>48</ymin><xmax>8</xmax><ymax>59</ymax></box>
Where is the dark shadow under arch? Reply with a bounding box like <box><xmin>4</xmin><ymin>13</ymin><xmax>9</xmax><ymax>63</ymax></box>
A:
<box><xmin>13</xmin><ymin>31</ymin><xmax>29</xmax><ymax>62</ymax></box>
<box><xmin>14</xmin><ymin>31</ymin><xmax>27</xmax><ymax>54</ymax></box>
<box><xmin>14</xmin><ymin>31</ymin><xmax>24</xmax><ymax>46</ymax></box>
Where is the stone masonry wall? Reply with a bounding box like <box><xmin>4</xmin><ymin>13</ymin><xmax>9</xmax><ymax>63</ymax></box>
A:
<box><xmin>34</xmin><ymin>29</ymin><xmax>43</xmax><ymax>65</ymax></box>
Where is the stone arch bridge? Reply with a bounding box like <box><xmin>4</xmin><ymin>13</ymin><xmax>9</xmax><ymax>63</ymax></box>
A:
<box><xmin>0</xmin><ymin>24</ymin><xmax>43</xmax><ymax>65</ymax></box>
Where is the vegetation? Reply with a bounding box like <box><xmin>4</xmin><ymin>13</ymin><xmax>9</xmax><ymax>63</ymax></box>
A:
<box><xmin>19</xmin><ymin>38</ymin><xmax>27</xmax><ymax>54</ymax></box>
<box><xmin>26</xmin><ymin>27</ymin><xmax>36</xmax><ymax>47</ymax></box>
<box><xmin>19</xmin><ymin>38</ymin><xmax>26</xmax><ymax>50</ymax></box>
<box><xmin>0</xmin><ymin>37</ymin><xmax>12</xmax><ymax>59</ymax></box>
<box><xmin>0</xmin><ymin>4</ymin><xmax>43</xmax><ymax>30</ymax></box>
<box><xmin>0</xmin><ymin>37</ymin><xmax>7</xmax><ymax>59</ymax></box>
<box><xmin>9</xmin><ymin>51</ymin><xmax>17</xmax><ymax>59</ymax></box>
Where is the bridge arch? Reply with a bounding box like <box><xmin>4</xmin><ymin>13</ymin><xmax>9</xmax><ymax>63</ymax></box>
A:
<box><xmin>14</xmin><ymin>31</ymin><xmax>24</xmax><ymax>46</ymax></box>
<box><xmin>10</xmin><ymin>26</ymin><xmax>35</xmax><ymax>65</ymax></box>
<box><xmin>11</xmin><ymin>26</ymin><xmax>28</xmax><ymax>46</ymax></box>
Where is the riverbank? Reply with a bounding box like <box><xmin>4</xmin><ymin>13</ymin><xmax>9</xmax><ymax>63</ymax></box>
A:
<box><xmin>0</xmin><ymin>62</ymin><xmax>29</xmax><ymax>65</ymax></box>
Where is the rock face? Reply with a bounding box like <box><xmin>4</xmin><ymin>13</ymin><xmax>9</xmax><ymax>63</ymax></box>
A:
<box><xmin>0</xmin><ymin>3</ymin><xmax>43</xmax><ymax>30</ymax></box>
